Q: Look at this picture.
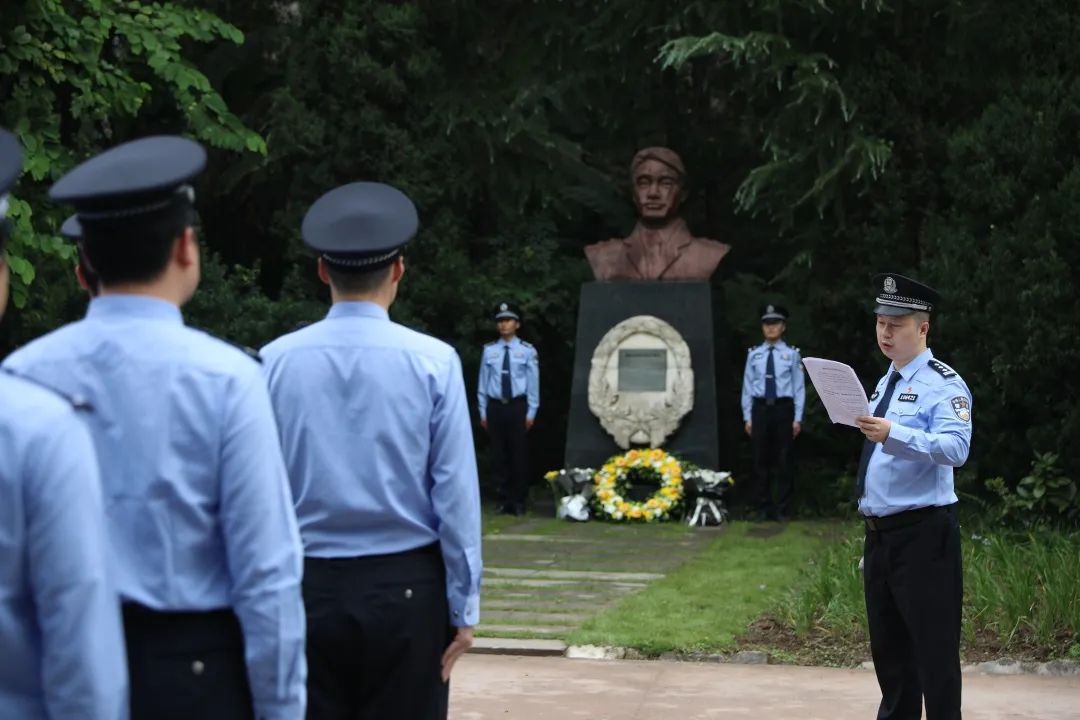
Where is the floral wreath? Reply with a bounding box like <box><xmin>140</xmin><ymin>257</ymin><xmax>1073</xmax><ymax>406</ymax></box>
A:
<box><xmin>592</xmin><ymin>448</ymin><xmax>684</xmax><ymax>522</ymax></box>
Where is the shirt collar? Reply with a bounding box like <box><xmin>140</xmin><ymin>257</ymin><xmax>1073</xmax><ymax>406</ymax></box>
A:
<box><xmin>498</xmin><ymin>336</ymin><xmax>520</xmax><ymax>347</ymax></box>
<box><xmin>892</xmin><ymin>347</ymin><xmax>933</xmax><ymax>382</ymax></box>
<box><xmin>326</xmin><ymin>301</ymin><xmax>390</xmax><ymax>322</ymax></box>
<box><xmin>86</xmin><ymin>294</ymin><xmax>183</xmax><ymax>324</ymax></box>
<box><xmin>764</xmin><ymin>339</ymin><xmax>788</xmax><ymax>350</ymax></box>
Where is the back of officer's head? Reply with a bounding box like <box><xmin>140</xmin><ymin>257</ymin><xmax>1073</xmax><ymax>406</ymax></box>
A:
<box><xmin>303</xmin><ymin>181</ymin><xmax>417</xmax><ymax>304</ymax></box>
<box><xmin>49</xmin><ymin>135</ymin><xmax>206</xmax><ymax>293</ymax></box>
<box><xmin>79</xmin><ymin>208</ymin><xmax>193</xmax><ymax>286</ymax></box>
<box><xmin>324</xmin><ymin>260</ymin><xmax>396</xmax><ymax>296</ymax></box>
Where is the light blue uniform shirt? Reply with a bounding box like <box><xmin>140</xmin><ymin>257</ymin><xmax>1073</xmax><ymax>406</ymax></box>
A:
<box><xmin>477</xmin><ymin>336</ymin><xmax>540</xmax><ymax>421</ymax></box>
<box><xmin>859</xmin><ymin>348</ymin><xmax>973</xmax><ymax>518</ymax></box>
<box><xmin>260</xmin><ymin>302</ymin><xmax>483</xmax><ymax>627</ymax></box>
<box><xmin>3</xmin><ymin>295</ymin><xmax>306</xmax><ymax>720</ymax></box>
<box><xmin>0</xmin><ymin>372</ymin><xmax>128</xmax><ymax>720</ymax></box>
<box><xmin>741</xmin><ymin>339</ymin><xmax>806</xmax><ymax>422</ymax></box>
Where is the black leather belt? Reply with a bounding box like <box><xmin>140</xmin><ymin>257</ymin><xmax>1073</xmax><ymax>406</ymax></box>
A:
<box><xmin>753</xmin><ymin>397</ymin><xmax>793</xmax><ymax>407</ymax></box>
<box><xmin>496</xmin><ymin>395</ymin><xmax>526</xmax><ymax>405</ymax></box>
<box><xmin>863</xmin><ymin>504</ymin><xmax>954</xmax><ymax>532</ymax></box>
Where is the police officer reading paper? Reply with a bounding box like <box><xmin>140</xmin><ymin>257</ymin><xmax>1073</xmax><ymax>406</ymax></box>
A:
<box><xmin>261</xmin><ymin>182</ymin><xmax>482</xmax><ymax>720</ymax></box>
<box><xmin>856</xmin><ymin>274</ymin><xmax>972</xmax><ymax>720</ymax></box>
<box><xmin>0</xmin><ymin>129</ymin><xmax>128</xmax><ymax>719</ymax></box>
<box><xmin>741</xmin><ymin>304</ymin><xmax>805</xmax><ymax>520</ymax></box>
<box><xmin>478</xmin><ymin>301</ymin><xmax>540</xmax><ymax>515</ymax></box>
<box><xmin>3</xmin><ymin>136</ymin><xmax>307</xmax><ymax>720</ymax></box>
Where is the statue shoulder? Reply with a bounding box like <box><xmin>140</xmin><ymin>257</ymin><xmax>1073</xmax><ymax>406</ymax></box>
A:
<box><xmin>690</xmin><ymin>235</ymin><xmax>732</xmax><ymax>255</ymax></box>
<box><xmin>584</xmin><ymin>237</ymin><xmax>624</xmax><ymax>255</ymax></box>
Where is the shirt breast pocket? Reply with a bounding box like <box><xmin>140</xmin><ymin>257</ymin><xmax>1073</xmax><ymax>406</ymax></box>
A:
<box><xmin>893</xmin><ymin>404</ymin><xmax>925</xmax><ymax>429</ymax></box>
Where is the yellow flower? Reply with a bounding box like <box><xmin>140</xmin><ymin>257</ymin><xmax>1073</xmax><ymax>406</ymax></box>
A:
<box><xmin>629</xmin><ymin>507</ymin><xmax>643</xmax><ymax>518</ymax></box>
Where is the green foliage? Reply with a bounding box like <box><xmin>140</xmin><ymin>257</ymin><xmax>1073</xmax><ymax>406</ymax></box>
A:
<box><xmin>0</xmin><ymin>0</ymin><xmax>261</xmax><ymax>318</ymax></box>
<box><xmin>986</xmin><ymin>453</ymin><xmax>1079</xmax><ymax>528</ymax></box>
<box><xmin>781</xmin><ymin>525</ymin><xmax>1079</xmax><ymax>660</ymax></box>
<box><xmin>964</xmin><ymin>529</ymin><xmax>1080</xmax><ymax>652</ymax></box>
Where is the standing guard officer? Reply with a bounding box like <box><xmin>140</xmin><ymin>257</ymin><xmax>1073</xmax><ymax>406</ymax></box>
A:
<box><xmin>741</xmin><ymin>304</ymin><xmax>805</xmax><ymax>520</ymax></box>
<box><xmin>3</xmin><ymin>135</ymin><xmax>307</xmax><ymax>720</ymax></box>
<box><xmin>856</xmin><ymin>273</ymin><xmax>971</xmax><ymax>720</ymax></box>
<box><xmin>260</xmin><ymin>182</ymin><xmax>482</xmax><ymax>720</ymax></box>
<box><xmin>0</xmin><ymin>129</ymin><xmax>128</xmax><ymax>719</ymax></box>
<box><xmin>477</xmin><ymin>302</ymin><xmax>540</xmax><ymax>515</ymax></box>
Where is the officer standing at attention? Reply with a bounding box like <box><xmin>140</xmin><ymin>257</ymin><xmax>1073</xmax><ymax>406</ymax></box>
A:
<box><xmin>260</xmin><ymin>182</ymin><xmax>482</xmax><ymax>720</ymax></box>
<box><xmin>0</xmin><ymin>129</ymin><xmax>128</xmax><ymax>719</ymax></box>
<box><xmin>477</xmin><ymin>302</ymin><xmax>540</xmax><ymax>515</ymax></box>
<box><xmin>3</xmin><ymin>136</ymin><xmax>307</xmax><ymax>720</ymax></box>
<box><xmin>856</xmin><ymin>273</ymin><xmax>971</xmax><ymax>720</ymax></box>
<box><xmin>741</xmin><ymin>304</ymin><xmax>805</xmax><ymax>520</ymax></box>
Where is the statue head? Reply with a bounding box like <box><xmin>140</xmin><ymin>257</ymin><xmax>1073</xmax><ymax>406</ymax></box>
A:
<box><xmin>630</xmin><ymin>147</ymin><xmax>687</xmax><ymax>223</ymax></box>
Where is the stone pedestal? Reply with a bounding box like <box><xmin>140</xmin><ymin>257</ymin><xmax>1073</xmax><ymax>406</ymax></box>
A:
<box><xmin>564</xmin><ymin>282</ymin><xmax>720</xmax><ymax>469</ymax></box>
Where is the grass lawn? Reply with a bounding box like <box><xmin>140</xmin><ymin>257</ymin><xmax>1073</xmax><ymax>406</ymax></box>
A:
<box><xmin>565</xmin><ymin>520</ymin><xmax>844</xmax><ymax>655</ymax></box>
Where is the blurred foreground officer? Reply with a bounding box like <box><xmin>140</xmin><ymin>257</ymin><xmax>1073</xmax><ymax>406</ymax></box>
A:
<box><xmin>60</xmin><ymin>214</ymin><xmax>101</xmax><ymax>296</ymax></box>
<box><xmin>3</xmin><ymin>136</ymin><xmax>306</xmax><ymax>720</ymax></box>
<box><xmin>477</xmin><ymin>301</ymin><xmax>539</xmax><ymax>515</ymax></box>
<box><xmin>261</xmin><ymin>182</ymin><xmax>482</xmax><ymax>720</ymax></box>
<box><xmin>741</xmin><ymin>304</ymin><xmax>805</xmax><ymax>520</ymax></box>
<box><xmin>0</xmin><ymin>129</ymin><xmax>127</xmax><ymax>719</ymax></box>
<box><xmin>856</xmin><ymin>274</ymin><xmax>971</xmax><ymax>720</ymax></box>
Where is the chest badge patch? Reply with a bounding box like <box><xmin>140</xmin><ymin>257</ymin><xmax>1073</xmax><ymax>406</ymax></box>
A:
<box><xmin>897</xmin><ymin>393</ymin><xmax>918</xmax><ymax>402</ymax></box>
<box><xmin>951</xmin><ymin>396</ymin><xmax>971</xmax><ymax>422</ymax></box>
<box><xmin>870</xmin><ymin>391</ymin><xmax>880</xmax><ymax>401</ymax></box>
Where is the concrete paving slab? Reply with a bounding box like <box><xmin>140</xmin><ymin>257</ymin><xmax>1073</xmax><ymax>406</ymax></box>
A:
<box><xmin>479</xmin><ymin>624</ymin><xmax>574</xmax><ymax>636</ymax></box>
<box><xmin>450</xmin><ymin>654</ymin><xmax>1080</xmax><ymax>719</ymax></box>
<box><xmin>470</xmin><ymin>637</ymin><xmax>567</xmax><ymax>656</ymax></box>
<box><xmin>485</xmin><ymin>567</ymin><xmax>665</xmax><ymax>581</ymax></box>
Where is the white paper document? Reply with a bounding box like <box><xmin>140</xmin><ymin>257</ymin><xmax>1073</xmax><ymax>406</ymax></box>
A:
<box><xmin>801</xmin><ymin>357</ymin><xmax>869</xmax><ymax>428</ymax></box>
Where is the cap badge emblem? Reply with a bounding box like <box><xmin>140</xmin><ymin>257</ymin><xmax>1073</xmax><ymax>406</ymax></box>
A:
<box><xmin>767</xmin><ymin>304</ymin><xmax>774</xmax><ymax>313</ymax></box>
<box><xmin>500</xmin><ymin>303</ymin><xmax>508</xmax><ymax>311</ymax></box>
<box><xmin>884</xmin><ymin>276</ymin><xmax>897</xmax><ymax>294</ymax></box>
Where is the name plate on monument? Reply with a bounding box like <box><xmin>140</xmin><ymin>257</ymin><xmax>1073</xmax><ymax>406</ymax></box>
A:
<box><xmin>618</xmin><ymin>349</ymin><xmax>668</xmax><ymax>392</ymax></box>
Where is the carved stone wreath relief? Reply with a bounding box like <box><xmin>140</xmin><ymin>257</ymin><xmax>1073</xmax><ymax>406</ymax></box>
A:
<box><xmin>587</xmin><ymin>315</ymin><xmax>694</xmax><ymax>449</ymax></box>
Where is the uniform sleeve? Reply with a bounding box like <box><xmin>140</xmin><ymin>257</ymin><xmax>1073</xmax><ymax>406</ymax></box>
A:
<box><xmin>526</xmin><ymin>346</ymin><xmax>540</xmax><ymax>421</ymax></box>
<box><xmin>476</xmin><ymin>349</ymin><xmax>489</xmax><ymax>421</ymax></box>
<box><xmin>430</xmin><ymin>352</ymin><xmax>483</xmax><ymax>627</ymax></box>
<box><xmin>741</xmin><ymin>351</ymin><xmax>754</xmax><ymax>422</ymax></box>
<box><xmin>26</xmin><ymin>411</ymin><xmax>129</xmax><ymax>720</ymax></box>
<box><xmin>882</xmin><ymin>382</ymin><xmax>972</xmax><ymax>467</ymax></box>
<box><xmin>792</xmin><ymin>349</ymin><xmax>806</xmax><ymax>422</ymax></box>
<box><xmin>219</xmin><ymin>367</ymin><xmax>307</xmax><ymax>720</ymax></box>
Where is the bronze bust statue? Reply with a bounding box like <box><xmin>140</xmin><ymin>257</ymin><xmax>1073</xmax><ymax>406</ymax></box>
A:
<box><xmin>584</xmin><ymin>147</ymin><xmax>730</xmax><ymax>282</ymax></box>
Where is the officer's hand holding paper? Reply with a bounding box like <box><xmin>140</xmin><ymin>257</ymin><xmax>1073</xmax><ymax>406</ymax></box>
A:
<box><xmin>801</xmin><ymin>358</ymin><xmax>869</xmax><ymax>427</ymax></box>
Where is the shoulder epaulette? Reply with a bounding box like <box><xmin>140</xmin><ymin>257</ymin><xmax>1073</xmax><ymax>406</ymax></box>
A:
<box><xmin>1</xmin><ymin>367</ymin><xmax>93</xmax><ymax>412</ymax></box>
<box><xmin>520</xmin><ymin>340</ymin><xmax>534</xmax><ymax>350</ymax></box>
<box><xmin>927</xmin><ymin>359</ymin><xmax>957</xmax><ymax>378</ymax></box>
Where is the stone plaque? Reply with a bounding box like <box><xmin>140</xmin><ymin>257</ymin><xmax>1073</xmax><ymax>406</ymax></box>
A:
<box><xmin>618</xmin><ymin>349</ymin><xmax>668</xmax><ymax>392</ymax></box>
<box><xmin>588</xmin><ymin>315</ymin><xmax>694</xmax><ymax>449</ymax></box>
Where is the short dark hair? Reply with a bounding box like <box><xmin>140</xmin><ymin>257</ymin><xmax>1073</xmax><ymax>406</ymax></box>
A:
<box><xmin>325</xmin><ymin>262</ymin><xmax>394</xmax><ymax>295</ymax></box>
<box><xmin>80</xmin><ymin>210</ymin><xmax>188</xmax><ymax>286</ymax></box>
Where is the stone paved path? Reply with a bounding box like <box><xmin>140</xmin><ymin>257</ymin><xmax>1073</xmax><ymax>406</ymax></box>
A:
<box><xmin>479</xmin><ymin>516</ymin><xmax>718</xmax><ymax>638</ymax></box>
<box><xmin>451</xmin><ymin>655</ymin><xmax>1080</xmax><ymax>719</ymax></box>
